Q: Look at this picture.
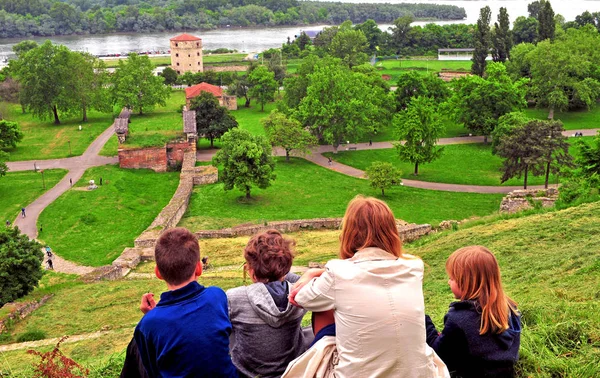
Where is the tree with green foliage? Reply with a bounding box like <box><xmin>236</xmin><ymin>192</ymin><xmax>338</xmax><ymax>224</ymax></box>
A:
<box><xmin>247</xmin><ymin>65</ymin><xmax>277</xmax><ymax>112</ymax></box>
<box><xmin>559</xmin><ymin>132</ymin><xmax>600</xmax><ymax>204</ymax></box>
<box><xmin>354</xmin><ymin>19</ymin><xmax>384</xmax><ymax>55</ymax></box>
<box><xmin>12</xmin><ymin>41</ymin><xmax>76</xmax><ymax>124</ymax></box>
<box><xmin>295</xmin><ymin>32</ymin><xmax>312</xmax><ymax>51</ymax></box>
<box><xmin>365</xmin><ymin>161</ymin><xmax>402</xmax><ymax>196</ymax></box>
<box><xmin>512</xmin><ymin>16</ymin><xmax>539</xmax><ymax>44</ymax></box>
<box><xmin>526</xmin><ymin>26</ymin><xmax>600</xmax><ymax>119</ymax></box>
<box><xmin>265</xmin><ymin>52</ymin><xmax>287</xmax><ymax>91</ymax></box>
<box><xmin>541</xmin><ymin>120</ymin><xmax>572</xmax><ymax>188</ymax></box>
<box><xmin>11</xmin><ymin>40</ymin><xmax>38</xmax><ymax>58</ymax></box>
<box><xmin>0</xmin><ymin>120</ymin><xmax>24</xmax><ymax>149</ymax></box>
<box><xmin>282</xmin><ymin>55</ymin><xmax>319</xmax><ymax>111</ymax></box>
<box><xmin>395</xmin><ymin>71</ymin><xmax>450</xmax><ymax>111</ymax></box>
<box><xmin>472</xmin><ymin>6</ymin><xmax>492</xmax><ymax>76</ymax></box>
<box><xmin>262</xmin><ymin>110</ymin><xmax>317</xmax><ymax>161</ymax></box>
<box><xmin>189</xmin><ymin>92</ymin><xmax>238</xmax><ymax>148</ymax></box>
<box><xmin>160</xmin><ymin>67</ymin><xmax>178</xmax><ymax>86</ymax></box>
<box><xmin>495</xmin><ymin>120</ymin><xmax>547</xmax><ymax>188</ymax></box>
<box><xmin>229</xmin><ymin>62</ymin><xmax>257</xmax><ymax>108</ymax></box>
<box><xmin>505</xmin><ymin>43</ymin><xmax>536</xmax><ymax>80</ymax></box>
<box><xmin>111</xmin><ymin>53</ymin><xmax>171</xmax><ymax>115</ymax></box>
<box><xmin>0</xmin><ymin>151</ymin><xmax>8</xmax><ymax>177</ymax></box>
<box><xmin>0</xmin><ymin>227</ymin><xmax>44</xmax><ymax>307</ymax></box>
<box><xmin>576</xmin><ymin>132</ymin><xmax>600</xmax><ymax>177</ymax></box>
<box><xmin>293</xmin><ymin>58</ymin><xmax>393</xmax><ymax>150</ymax></box>
<box><xmin>390</xmin><ymin>15</ymin><xmax>414</xmax><ymax>54</ymax></box>
<box><xmin>491</xmin><ymin>7</ymin><xmax>511</xmax><ymax>62</ymax></box>
<box><xmin>394</xmin><ymin>96</ymin><xmax>444</xmax><ymax>176</ymax></box>
<box><xmin>328</xmin><ymin>22</ymin><xmax>369</xmax><ymax>68</ymax></box>
<box><xmin>448</xmin><ymin>62</ymin><xmax>528</xmax><ymax>143</ymax></box>
<box><xmin>212</xmin><ymin>128</ymin><xmax>276</xmax><ymax>199</ymax></box>
<box><xmin>538</xmin><ymin>0</ymin><xmax>556</xmax><ymax>41</ymax></box>
<box><xmin>68</xmin><ymin>52</ymin><xmax>111</xmax><ymax>122</ymax></box>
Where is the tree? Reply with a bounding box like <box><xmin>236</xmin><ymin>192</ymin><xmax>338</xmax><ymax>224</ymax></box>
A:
<box><xmin>365</xmin><ymin>161</ymin><xmax>402</xmax><ymax>196</ymax></box>
<box><xmin>390</xmin><ymin>15</ymin><xmax>414</xmax><ymax>54</ymax></box>
<box><xmin>189</xmin><ymin>92</ymin><xmax>238</xmax><ymax>148</ymax></box>
<box><xmin>12</xmin><ymin>41</ymin><xmax>76</xmax><ymax>124</ymax></box>
<box><xmin>0</xmin><ymin>227</ymin><xmax>44</xmax><ymax>307</ymax></box>
<box><xmin>575</xmin><ymin>132</ymin><xmax>600</xmax><ymax>177</ymax></box>
<box><xmin>491</xmin><ymin>7</ymin><xmax>511</xmax><ymax>62</ymax></box>
<box><xmin>212</xmin><ymin>128</ymin><xmax>276</xmax><ymax>199</ymax></box>
<box><xmin>393</xmin><ymin>96</ymin><xmax>445</xmax><ymax>176</ymax></box>
<box><xmin>495</xmin><ymin>120</ymin><xmax>548</xmax><ymax>188</ymax></box>
<box><xmin>540</xmin><ymin>120</ymin><xmax>572</xmax><ymax>188</ymax></box>
<box><xmin>262</xmin><ymin>110</ymin><xmax>317</xmax><ymax>161</ymax></box>
<box><xmin>282</xmin><ymin>55</ymin><xmax>319</xmax><ymax>110</ymax></box>
<box><xmin>527</xmin><ymin>26</ymin><xmax>600</xmax><ymax>119</ymax></box>
<box><xmin>538</xmin><ymin>0</ymin><xmax>555</xmax><ymax>41</ymax></box>
<box><xmin>68</xmin><ymin>52</ymin><xmax>111</xmax><ymax>122</ymax></box>
<box><xmin>472</xmin><ymin>6</ymin><xmax>492</xmax><ymax>76</ymax></box>
<box><xmin>228</xmin><ymin>62</ymin><xmax>257</xmax><ymax>108</ymax></box>
<box><xmin>295</xmin><ymin>32</ymin><xmax>312</xmax><ymax>51</ymax></box>
<box><xmin>395</xmin><ymin>71</ymin><xmax>449</xmax><ymax>111</ymax></box>
<box><xmin>293</xmin><ymin>58</ymin><xmax>393</xmax><ymax>150</ymax></box>
<box><xmin>0</xmin><ymin>151</ymin><xmax>8</xmax><ymax>177</ymax></box>
<box><xmin>247</xmin><ymin>66</ymin><xmax>277</xmax><ymax>112</ymax></box>
<box><xmin>512</xmin><ymin>16</ymin><xmax>539</xmax><ymax>44</ymax></box>
<box><xmin>447</xmin><ymin>62</ymin><xmax>528</xmax><ymax>143</ymax></box>
<box><xmin>0</xmin><ymin>120</ymin><xmax>24</xmax><ymax>149</ymax></box>
<box><xmin>160</xmin><ymin>67</ymin><xmax>178</xmax><ymax>85</ymax></box>
<box><xmin>12</xmin><ymin>40</ymin><xmax>38</xmax><ymax>58</ymax></box>
<box><xmin>111</xmin><ymin>53</ymin><xmax>171</xmax><ymax>115</ymax></box>
<box><xmin>329</xmin><ymin>23</ymin><xmax>369</xmax><ymax>68</ymax></box>
<box><xmin>354</xmin><ymin>19</ymin><xmax>384</xmax><ymax>55</ymax></box>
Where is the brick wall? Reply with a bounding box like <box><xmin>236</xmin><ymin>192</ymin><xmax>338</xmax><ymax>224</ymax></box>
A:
<box><xmin>119</xmin><ymin>147</ymin><xmax>167</xmax><ymax>172</ymax></box>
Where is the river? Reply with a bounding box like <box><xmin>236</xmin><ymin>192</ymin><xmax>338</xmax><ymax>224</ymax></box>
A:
<box><xmin>0</xmin><ymin>0</ymin><xmax>599</xmax><ymax>59</ymax></box>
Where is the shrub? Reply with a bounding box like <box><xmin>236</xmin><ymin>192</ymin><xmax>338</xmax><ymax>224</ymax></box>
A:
<box><xmin>17</xmin><ymin>329</ymin><xmax>47</xmax><ymax>342</ymax></box>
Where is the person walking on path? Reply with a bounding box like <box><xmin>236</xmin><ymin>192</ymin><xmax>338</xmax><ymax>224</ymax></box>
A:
<box><xmin>21</xmin><ymin>207</ymin><xmax>26</xmax><ymax>218</ymax></box>
<box><xmin>70</xmin><ymin>178</ymin><xmax>73</xmax><ymax>186</ymax></box>
<box><xmin>327</xmin><ymin>157</ymin><xmax>332</xmax><ymax>166</ymax></box>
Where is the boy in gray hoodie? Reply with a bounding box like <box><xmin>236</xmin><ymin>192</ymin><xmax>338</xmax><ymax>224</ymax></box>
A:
<box><xmin>227</xmin><ymin>230</ymin><xmax>312</xmax><ymax>378</ymax></box>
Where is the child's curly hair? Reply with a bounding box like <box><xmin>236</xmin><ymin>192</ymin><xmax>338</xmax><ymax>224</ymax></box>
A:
<box><xmin>244</xmin><ymin>229</ymin><xmax>295</xmax><ymax>282</ymax></box>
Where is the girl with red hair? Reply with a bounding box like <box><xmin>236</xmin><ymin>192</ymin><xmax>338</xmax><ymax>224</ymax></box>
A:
<box><xmin>425</xmin><ymin>246</ymin><xmax>521</xmax><ymax>377</ymax></box>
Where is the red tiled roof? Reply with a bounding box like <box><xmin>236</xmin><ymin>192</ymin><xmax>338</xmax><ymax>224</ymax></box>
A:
<box><xmin>185</xmin><ymin>83</ymin><xmax>223</xmax><ymax>99</ymax></box>
<box><xmin>170</xmin><ymin>33</ymin><xmax>202</xmax><ymax>42</ymax></box>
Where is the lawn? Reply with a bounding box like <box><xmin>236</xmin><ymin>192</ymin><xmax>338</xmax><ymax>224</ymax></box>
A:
<box><xmin>0</xmin><ymin>169</ymin><xmax>67</xmax><ymax>222</ymax></box>
<box><xmin>37</xmin><ymin>165</ymin><xmax>179</xmax><ymax>266</ymax></box>
<box><xmin>324</xmin><ymin>138</ymin><xmax>589</xmax><ymax>187</ymax></box>
<box><xmin>2</xmin><ymin>201</ymin><xmax>598</xmax><ymax>377</ymax></box>
<box><xmin>376</xmin><ymin>59</ymin><xmax>471</xmax><ymax>83</ymax></box>
<box><xmin>179</xmin><ymin>157</ymin><xmax>502</xmax><ymax>230</ymax></box>
<box><xmin>0</xmin><ymin>102</ymin><xmax>114</xmax><ymax>161</ymax></box>
<box><xmin>525</xmin><ymin>106</ymin><xmax>600</xmax><ymax>130</ymax></box>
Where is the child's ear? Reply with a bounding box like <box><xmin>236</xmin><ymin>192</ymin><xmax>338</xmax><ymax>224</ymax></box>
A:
<box><xmin>195</xmin><ymin>261</ymin><xmax>203</xmax><ymax>278</ymax></box>
<box><xmin>154</xmin><ymin>266</ymin><xmax>164</xmax><ymax>281</ymax></box>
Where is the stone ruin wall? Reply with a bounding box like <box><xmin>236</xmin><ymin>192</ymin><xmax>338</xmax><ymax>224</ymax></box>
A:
<box><xmin>500</xmin><ymin>188</ymin><xmax>559</xmax><ymax>213</ymax></box>
<box><xmin>0</xmin><ymin>295</ymin><xmax>53</xmax><ymax>334</ymax></box>
<box><xmin>118</xmin><ymin>140</ymin><xmax>194</xmax><ymax>173</ymax></box>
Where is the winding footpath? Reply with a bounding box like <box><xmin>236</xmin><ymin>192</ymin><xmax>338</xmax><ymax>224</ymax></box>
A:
<box><xmin>6</xmin><ymin>126</ymin><xmax>599</xmax><ymax>274</ymax></box>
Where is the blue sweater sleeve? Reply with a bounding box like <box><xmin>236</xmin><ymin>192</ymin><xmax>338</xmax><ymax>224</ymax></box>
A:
<box><xmin>426</xmin><ymin>313</ymin><xmax>469</xmax><ymax>372</ymax></box>
<box><xmin>134</xmin><ymin>324</ymin><xmax>158</xmax><ymax>378</ymax></box>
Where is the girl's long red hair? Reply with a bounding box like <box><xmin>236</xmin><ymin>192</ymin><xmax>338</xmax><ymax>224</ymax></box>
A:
<box><xmin>339</xmin><ymin>196</ymin><xmax>403</xmax><ymax>259</ymax></box>
<box><xmin>446</xmin><ymin>246</ymin><xmax>518</xmax><ymax>335</ymax></box>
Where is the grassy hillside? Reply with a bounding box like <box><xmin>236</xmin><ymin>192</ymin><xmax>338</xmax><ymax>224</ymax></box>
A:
<box><xmin>1</xmin><ymin>202</ymin><xmax>598</xmax><ymax>377</ymax></box>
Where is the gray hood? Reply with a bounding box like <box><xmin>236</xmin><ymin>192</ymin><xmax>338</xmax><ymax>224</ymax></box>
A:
<box><xmin>246</xmin><ymin>280</ymin><xmax>306</xmax><ymax>328</ymax></box>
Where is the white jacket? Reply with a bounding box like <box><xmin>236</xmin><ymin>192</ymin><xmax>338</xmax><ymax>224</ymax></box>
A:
<box><xmin>293</xmin><ymin>247</ymin><xmax>448</xmax><ymax>378</ymax></box>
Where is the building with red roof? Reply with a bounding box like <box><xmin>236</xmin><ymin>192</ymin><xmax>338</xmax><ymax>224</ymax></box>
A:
<box><xmin>185</xmin><ymin>82</ymin><xmax>237</xmax><ymax>111</ymax></box>
<box><xmin>170</xmin><ymin>33</ymin><xmax>203</xmax><ymax>74</ymax></box>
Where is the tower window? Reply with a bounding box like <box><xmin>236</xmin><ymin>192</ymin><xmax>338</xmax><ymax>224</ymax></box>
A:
<box><xmin>176</xmin><ymin>62</ymin><xmax>179</xmax><ymax>66</ymax></box>
<box><xmin>197</xmin><ymin>52</ymin><xmax>200</xmax><ymax>56</ymax></box>
<box><xmin>175</xmin><ymin>53</ymin><xmax>179</xmax><ymax>57</ymax></box>
<box><xmin>188</xmin><ymin>54</ymin><xmax>191</xmax><ymax>57</ymax></box>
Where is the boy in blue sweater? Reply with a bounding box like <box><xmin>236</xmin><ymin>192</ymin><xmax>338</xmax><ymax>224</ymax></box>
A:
<box><xmin>134</xmin><ymin>227</ymin><xmax>238</xmax><ymax>378</ymax></box>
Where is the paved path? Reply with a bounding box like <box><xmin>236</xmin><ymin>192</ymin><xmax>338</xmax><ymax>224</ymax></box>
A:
<box><xmin>0</xmin><ymin>330</ymin><xmax>117</xmax><ymax>352</ymax></box>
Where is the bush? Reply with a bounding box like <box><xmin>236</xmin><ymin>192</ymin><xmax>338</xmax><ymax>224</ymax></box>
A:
<box><xmin>0</xmin><ymin>227</ymin><xmax>44</xmax><ymax>307</ymax></box>
<box><xmin>17</xmin><ymin>329</ymin><xmax>47</xmax><ymax>342</ymax></box>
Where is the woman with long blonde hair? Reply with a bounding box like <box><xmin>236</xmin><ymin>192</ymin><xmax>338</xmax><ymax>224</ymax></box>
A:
<box><xmin>288</xmin><ymin>196</ymin><xmax>448</xmax><ymax>377</ymax></box>
<box><xmin>425</xmin><ymin>246</ymin><xmax>521</xmax><ymax>377</ymax></box>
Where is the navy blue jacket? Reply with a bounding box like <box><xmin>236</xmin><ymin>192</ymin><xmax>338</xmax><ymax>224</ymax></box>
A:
<box><xmin>134</xmin><ymin>281</ymin><xmax>238</xmax><ymax>378</ymax></box>
<box><xmin>426</xmin><ymin>300</ymin><xmax>521</xmax><ymax>378</ymax></box>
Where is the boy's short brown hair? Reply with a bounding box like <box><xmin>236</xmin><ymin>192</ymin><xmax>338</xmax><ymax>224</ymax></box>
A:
<box><xmin>244</xmin><ymin>230</ymin><xmax>295</xmax><ymax>282</ymax></box>
<box><xmin>155</xmin><ymin>227</ymin><xmax>200</xmax><ymax>285</ymax></box>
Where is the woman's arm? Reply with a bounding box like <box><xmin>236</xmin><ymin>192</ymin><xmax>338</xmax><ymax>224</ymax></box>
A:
<box><xmin>289</xmin><ymin>267</ymin><xmax>335</xmax><ymax>312</ymax></box>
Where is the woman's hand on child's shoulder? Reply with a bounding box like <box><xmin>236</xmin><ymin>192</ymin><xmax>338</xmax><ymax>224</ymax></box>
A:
<box><xmin>288</xmin><ymin>268</ymin><xmax>325</xmax><ymax>307</ymax></box>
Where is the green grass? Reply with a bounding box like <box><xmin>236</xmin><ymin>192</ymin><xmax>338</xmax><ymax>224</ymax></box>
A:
<box><xmin>180</xmin><ymin>157</ymin><xmax>502</xmax><ymax>230</ymax></box>
<box><xmin>525</xmin><ymin>106</ymin><xmax>600</xmax><ymax>130</ymax></box>
<box><xmin>2</xmin><ymin>201</ymin><xmax>599</xmax><ymax>376</ymax></box>
<box><xmin>0</xmin><ymin>103</ymin><xmax>114</xmax><ymax>161</ymax></box>
<box><xmin>417</xmin><ymin>202</ymin><xmax>600</xmax><ymax>376</ymax></box>
<box><xmin>325</xmin><ymin>139</ymin><xmax>590</xmax><ymax>187</ymax></box>
<box><xmin>376</xmin><ymin>59</ymin><xmax>471</xmax><ymax>82</ymax></box>
<box><xmin>37</xmin><ymin>165</ymin><xmax>179</xmax><ymax>266</ymax></box>
<box><xmin>0</xmin><ymin>169</ymin><xmax>67</xmax><ymax>222</ymax></box>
